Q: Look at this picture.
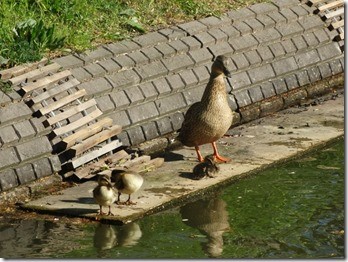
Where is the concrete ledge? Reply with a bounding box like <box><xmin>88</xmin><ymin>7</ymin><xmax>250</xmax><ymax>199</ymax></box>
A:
<box><xmin>22</xmin><ymin>93</ymin><xmax>344</xmax><ymax>223</ymax></box>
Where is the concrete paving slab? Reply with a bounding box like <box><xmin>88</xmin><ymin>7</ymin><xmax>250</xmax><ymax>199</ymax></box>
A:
<box><xmin>23</xmin><ymin>93</ymin><xmax>344</xmax><ymax>224</ymax></box>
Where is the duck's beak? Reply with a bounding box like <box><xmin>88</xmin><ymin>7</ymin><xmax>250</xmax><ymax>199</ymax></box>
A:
<box><xmin>224</xmin><ymin>68</ymin><xmax>232</xmax><ymax>78</ymax></box>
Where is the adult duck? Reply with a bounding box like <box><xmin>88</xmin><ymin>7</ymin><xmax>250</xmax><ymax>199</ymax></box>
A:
<box><xmin>177</xmin><ymin>55</ymin><xmax>234</xmax><ymax>162</ymax></box>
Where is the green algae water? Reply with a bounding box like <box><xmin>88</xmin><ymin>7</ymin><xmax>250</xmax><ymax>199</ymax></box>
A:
<box><xmin>0</xmin><ymin>140</ymin><xmax>344</xmax><ymax>258</ymax></box>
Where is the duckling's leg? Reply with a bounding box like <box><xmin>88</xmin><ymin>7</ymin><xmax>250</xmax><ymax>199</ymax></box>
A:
<box><xmin>211</xmin><ymin>142</ymin><xmax>231</xmax><ymax>163</ymax></box>
<box><xmin>195</xmin><ymin>146</ymin><xmax>204</xmax><ymax>162</ymax></box>
<box><xmin>107</xmin><ymin>205</ymin><xmax>114</xmax><ymax>216</ymax></box>
<box><xmin>98</xmin><ymin>205</ymin><xmax>106</xmax><ymax>215</ymax></box>
<box><xmin>125</xmin><ymin>194</ymin><xmax>136</xmax><ymax>205</ymax></box>
<box><xmin>116</xmin><ymin>192</ymin><xmax>123</xmax><ymax>205</ymax></box>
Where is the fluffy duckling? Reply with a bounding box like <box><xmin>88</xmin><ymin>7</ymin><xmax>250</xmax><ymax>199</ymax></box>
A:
<box><xmin>111</xmin><ymin>169</ymin><xmax>144</xmax><ymax>205</ymax></box>
<box><xmin>93</xmin><ymin>174</ymin><xmax>118</xmax><ymax>216</ymax></box>
<box><xmin>177</xmin><ymin>55</ymin><xmax>234</xmax><ymax>163</ymax></box>
<box><xmin>193</xmin><ymin>155</ymin><xmax>220</xmax><ymax>179</ymax></box>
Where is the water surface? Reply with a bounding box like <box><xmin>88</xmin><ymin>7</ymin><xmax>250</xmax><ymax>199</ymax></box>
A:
<box><xmin>0</xmin><ymin>140</ymin><xmax>344</xmax><ymax>258</ymax></box>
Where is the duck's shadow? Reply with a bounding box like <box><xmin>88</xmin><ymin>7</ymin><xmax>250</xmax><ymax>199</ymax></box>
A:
<box><xmin>179</xmin><ymin>172</ymin><xmax>201</xmax><ymax>181</ymax></box>
<box><xmin>61</xmin><ymin>197</ymin><xmax>95</xmax><ymax>204</ymax></box>
<box><xmin>163</xmin><ymin>151</ymin><xmax>184</xmax><ymax>162</ymax></box>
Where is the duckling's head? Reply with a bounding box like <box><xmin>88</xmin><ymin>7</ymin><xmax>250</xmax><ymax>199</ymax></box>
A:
<box><xmin>110</xmin><ymin>169</ymin><xmax>126</xmax><ymax>183</ymax></box>
<box><xmin>211</xmin><ymin>55</ymin><xmax>231</xmax><ymax>78</ymax></box>
<box><xmin>204</xmin><ymin>154</ymin><xmax>217</xmax><ymax>166</ymax></box>
<box><xmin>98</xmin><ymin>174</ymin><xmax>112</xmax><ymax>186</ymax></box>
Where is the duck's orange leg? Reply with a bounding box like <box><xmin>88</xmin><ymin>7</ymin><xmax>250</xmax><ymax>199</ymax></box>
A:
<box><xmin>195</xmin><ymin>146</ymin><xmax>204</xmax><ymax>162</ymax></box>
<box><xmin>212</xmin><ymin>142</ymin><xmax>231</xmax><ymax>163</ymax></box>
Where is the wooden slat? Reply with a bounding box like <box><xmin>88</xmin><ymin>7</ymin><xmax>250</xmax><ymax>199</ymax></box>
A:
<box><xmin>335</xmin><ymin>32</ymin><xmax>344</xmax><ymax>40</ymax></box>
<box><xmin>38</xmin><ymin>89</ymin><xmax>86</xmax><ymax>116</ymax></box>
<box><xmin>21</xmin><ymin>70</ymin><xmax>72</xmax><ymax>95</ymax></box>
<box><xmin>97</xmin><ymin>169</ymin><xmax>112</xmax><ymax>176</ymax></box>
<box><xmin>31</xmin><ymin>78</ymin><xmax>80</xmax><ymax>105</ymax></box>
<box><xmin>52</xmin><ymin>108</ymin><xmax>103</xmax><ymax>137</ymax></box>
<box><xmin>68</xmin><ymin>140</ymin><xmax>123</xmax><ymax>169</ymax></box>
<box><xmin>129</xmin><ymin>157</ymin><xmax>165</xmax><ymax>173</ymax></box>
<box><xmin>9</xmin><ymin>63</ymin><xmax>61</xmax><ymax>85</ymax></box>
<box><xmin>67</xmin><ymin>124</ymin><xmax>122</xmax><ymax>158</ymax></box>
<box><xmin>0</xmin><ymin>58</ymin><xmax>48</xmax><ymax>80</ymax></box>
<box><xmin>121</xmin><ymin>155</ymin><xmax>151</xmax><ymax>169</ymax></box>
<box><xmin>324</xmin><ymin>7</ymin><xmax>344</xmax><ymax>20</ymax></box>
<box><xmin>318</xmin><ymin>0</ymin><xmax>344</xmax><ymax>12</ymax></box>
<box><xmin>105</xmin><ymin>150</ymin><xmax>131</xmax><ymax>166</ymax></box>
<box><xmin>309</xmin><ymin>0</ymin><xmax>327</xmax><ymax>5</ymax></box>
<box><xmin>44</xmin><ymin>99</ymin><xmax>97</xmax><ymax>127</ymax></box>
<box><xmin>329</xmin><ymin>19</ymin><xmax>344</xmax><ymax>30</ymax></box>
<box><xmin>60</xmin><ymin>117</ymin><xmax>113</xmax><ymax>150</ymax></box>
<box><xmin>74</xmin><ymin>149</ymin><xmax>129</xmax><ymax>180</ymax></box>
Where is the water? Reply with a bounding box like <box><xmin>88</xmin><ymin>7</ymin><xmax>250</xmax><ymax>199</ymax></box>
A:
<box><xmin>0</xmin><ymin>140</ymin><xmax>344</xmax><ymax>258</ymax></box>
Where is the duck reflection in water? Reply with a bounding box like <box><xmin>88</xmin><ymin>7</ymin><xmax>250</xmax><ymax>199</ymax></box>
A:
<box><xmin>93</xmin><ymin>222</ymin><xmax>142</xmax><ymax>252</ymax></box>
<box><xmin>180</xmin><ymin>194</ymin><xmax>230</xmax><ymax>258</ymax></box>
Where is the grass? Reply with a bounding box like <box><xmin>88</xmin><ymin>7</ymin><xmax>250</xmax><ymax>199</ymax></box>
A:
<box><xmin>0</xmin><ymin>0</ymin><xmax>267</xmax><ymax>69</ymax></box>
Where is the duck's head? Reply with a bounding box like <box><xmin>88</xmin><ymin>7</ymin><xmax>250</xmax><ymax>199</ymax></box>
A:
<box><xmin>98</xmin><ymin>174</ymin><xmax>112</xmax><ymax>186</ymax></box>
<box><xmin>211</xmin><ymin>55</ymin><xmax>232</xmax><ymax>78</ymax></box>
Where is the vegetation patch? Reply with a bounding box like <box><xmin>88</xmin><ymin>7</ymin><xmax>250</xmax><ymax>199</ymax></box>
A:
<box><xmin>0</xmin><ymin>0</ymin><xmax>267</xmax><ymax>68</ymax></box>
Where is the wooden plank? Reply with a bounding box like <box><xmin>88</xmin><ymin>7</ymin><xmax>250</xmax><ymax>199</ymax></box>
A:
<box><xmin>52</xmin><ymin>108</ymin><xmax>103</xmax><ymax>137</ymax></box>
<box><xmin>75</xmin><ymin>150</ymin><xmax>129</xmax><ymax>180</ymax></box>
<box><xmin>67</xmin><ymin>124</ymin><xmax>122</xmax><ymax>158</ymax></box>
<box><xmin>105</xmin><ymin>150</ymin><xmax>131</xmax><ymax>166</ymax></box>
<box><xmin>31</xmin><ymin>78</ymin><xmax>80</xmax><ymax>105</ymax></box>
<box><xmin>324</xmin><ymin>8</ymin><xmax>344</xmax><ymax>20</ymax></box>
<box><xmin>335</xmin><ymin>32</ymin><xmax>344</xmax><ymax>40</ymax></box>
<box><xmin>0</xmin><ymin>58</ymin><xmax>48</xmax><ymax>80</ymax></box>
<box><xmin>68</xmin><ymin>140</ymin><xmax>123</xmax><ymax>169</ymax></box>
<box><xmin>44</xmin><ymin>99</ymin><xmax>97</xmax><ymax>127</ymax></box>
<box><xmin>121</xmin><ymin>155</ymin><xmax>152</xmax><ymax>169</ymax></box>
<box><xmin>308</xmin><ymin>0</ymin><xmax>327</xmax><ymax>5</ymax></box>
<box><xmin>38</xmin><ymin>89</ymin><xmax>86</xmax><ymax>116</ymax></box>
<box><xmin>129</xmin><ymin>157</ymin><xmax>165</xmax><ymax>173</ymax></box>
<box><xmin>318</xmin><ymin>0</ymin><xmax>344</xmax><ymax>12</ymax></box>
<box><xmin>60</xmin><ymin>117</ymin><xmax>113</xmax><ymax>150</ymax></box>
<box><xmin>329</xmin><ymin>19</ymin><xmax>344</xmax><ymax>30</ymax></box>
<box><xmin>97</xmin><ymin>169</ymin><xmax>112</xmax><ymax>176</ymax></box>
<box><xmin>9</xmin><ymin>63</ymin><xmax>61</xmax><ymax>85</ymax></box>
<box><xmin>21</xmin><ymin>70</ymin><xmax>72</xmax><ymax>95</ymax></box>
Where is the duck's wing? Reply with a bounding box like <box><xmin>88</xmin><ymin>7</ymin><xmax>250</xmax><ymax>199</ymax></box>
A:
<box><xmin>178</xmin><ymin>102</ymin><xmax>201</xmax><ymax>134</ymax></box>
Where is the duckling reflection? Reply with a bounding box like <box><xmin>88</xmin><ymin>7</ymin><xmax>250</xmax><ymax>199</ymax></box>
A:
<box><xmin>94</xmin><ymin>223</ymin><xmax>117</xmax><ymax>251</ymax></box>
<box><xmin>116</xmin><ymin>222</ymin><xmax>142</xmax><ymax>247</ymax></box>
<box><xmin>93</xmin><ymin>222</ymin><xmax>142</xmax><ymax>251</ymax></box>
<box><xmin>180</xmin><ymin>195</ymin><xmax>230</xmax><ymax>258</ymax></box>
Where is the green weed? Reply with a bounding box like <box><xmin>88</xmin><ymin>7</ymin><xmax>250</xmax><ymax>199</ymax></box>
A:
<box><xmin>0</xmin><ymin>18</ymin><xmax>65</xmax><ymax>67</ymax></box>
<box><xmin>0</xmin><ymin>0</ymin><xmax>268</xmax><ymax>69</ymax></box>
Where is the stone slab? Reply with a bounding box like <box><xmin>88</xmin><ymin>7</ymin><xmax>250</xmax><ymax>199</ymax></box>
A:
<box><xmin>23</xmin><ymin>94</ymin><xmax>344</xmax><ymax>224</ymax></box>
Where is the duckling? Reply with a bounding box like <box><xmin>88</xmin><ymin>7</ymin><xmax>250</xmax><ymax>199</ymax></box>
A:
<box><xmin>177</xmin><ymin>55</ymin><xmax>234</xmax><ymax>163</ymax></box>
<box><xmin>93</xmin><ymin>174</ymin><xmax>118</xmax><ymax>216</ymax></box>
<box><xmin>111</xmin><ymin>169</ymin><xmax>144</xmax><ymax>205</ymax></box>
<box><xmin>193</xmin><ymin>155</ymin><xmax>220</xmax><ymax>179</ymax></box>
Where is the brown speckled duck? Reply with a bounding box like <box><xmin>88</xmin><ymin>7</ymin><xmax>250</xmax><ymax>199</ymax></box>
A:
<box><xmin>178</xmin><ymin>55</ymin><xmax>234</xmax><ymax>163</ymax></box>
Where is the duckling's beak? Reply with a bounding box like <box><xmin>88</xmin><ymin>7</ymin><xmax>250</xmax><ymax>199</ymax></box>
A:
<box><xmin>223</xmin><ymin>68</ymin><xmax>232</xmax><ymax>78</ymax></box>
